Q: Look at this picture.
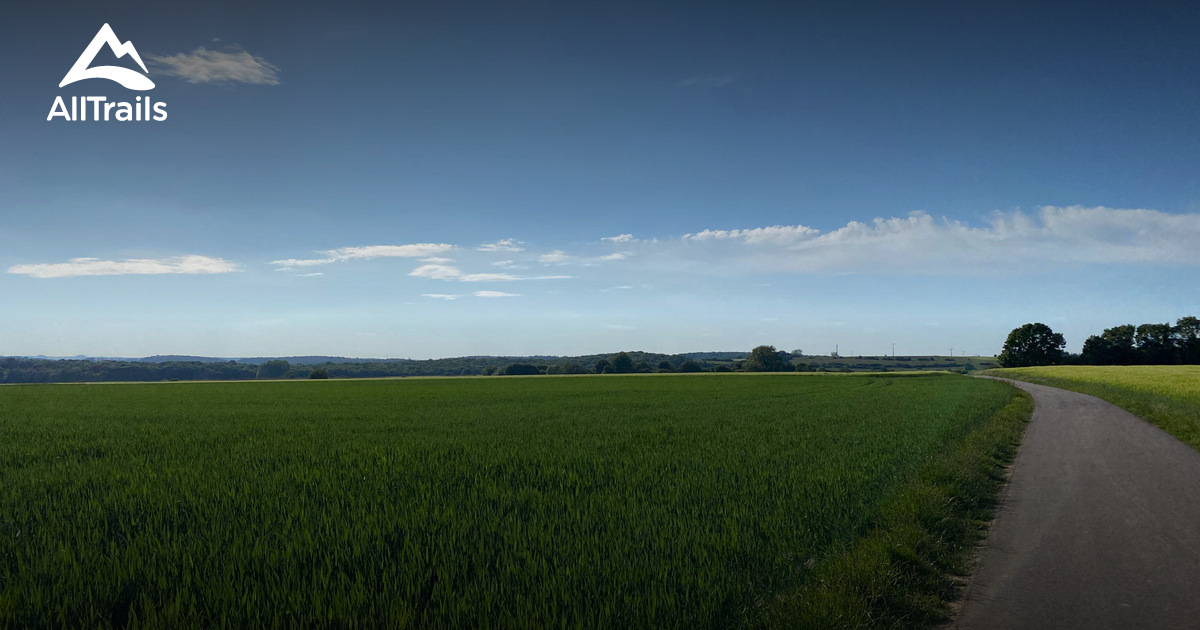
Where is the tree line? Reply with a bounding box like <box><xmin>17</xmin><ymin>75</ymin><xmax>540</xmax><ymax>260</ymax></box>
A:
<box><xmin>998</xmin><ymin>317</ymin><xmax>1200</xmax><ymax>367</ymax></box>
<box><xmin>488</xmin><ymin>347</ymin><xmax>810</xmax><ymax>376</ymax></box>
<box><xmin>0</xmin><ymin>347</ymin><xmax>814</xmax><ymax>384</ymax></box>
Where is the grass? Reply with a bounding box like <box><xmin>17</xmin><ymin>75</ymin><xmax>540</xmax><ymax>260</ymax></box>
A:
<box><xmin>0</xmin><ymin>373</ymin><xmax>1026</xmax><ymax>628</ymax></box>
<box><xmin>979</xmin><ymin>365</ymin><xmax>1200</xmax><ymax>451</ymax></box>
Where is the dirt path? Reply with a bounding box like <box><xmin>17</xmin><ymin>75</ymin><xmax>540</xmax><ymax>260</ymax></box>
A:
<box><xmin>953</xmin><ymin>378</ymin><xmax>1200</xmax><ymax>629</ymax></box>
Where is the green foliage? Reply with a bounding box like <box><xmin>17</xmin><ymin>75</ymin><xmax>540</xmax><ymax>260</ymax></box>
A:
<box><xmin>255</xmin><ymin>360</ymin><xmax>291</xmax><ymax>379</ymax></box>
<box><xmin>997</xmin><ymin>323</ymin><xmax>1065</xmax><ymax>367</ymax></box>
<box><xmin>772</xmin><ymin>392</ymin><xmax>1032</xmax><ymax>627</ymax></box>
<box><xmin>1081</xmin><ymin>324</ymin><xmax>1137</xmax><ymax>365</ymax></box>
<box><xmin>593</xmin><ymin>359</ymin><xmax>611</xmax><ymax>374</ymax></box>
<box><xmin>0</xmin><ymin>375</ymin><xmax>1018</xmax><ymax>627</ymax></box>
<box><xmin>743</xmin><ymin>345</ymin><xmax>787</xmax><ymax>372</ymax></box>
<box><xmin>308</xmin><ymin>368</ymin><xmax>329</xmax><ymax>379</ymax></box>
<box><xmin>610</xmin><ymin>352</ymin><xmax>634</xmax><ymax>374</ymax></box>
<box><xmin>678</xmin><ymin>360</ymin><xmax>702</xmax><ymax>373</ymax></box>
<box><xmin>500</xmin><ymin>363</ymin><xmax>540</xmax><ymax>376</ymax></box>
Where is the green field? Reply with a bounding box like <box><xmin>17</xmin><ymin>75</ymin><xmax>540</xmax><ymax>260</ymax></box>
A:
<box><xmin>980</xmin><ymin>365</ymin><xmax>1200</xmax><ymax>450</ymax></box>
<box><xmin>0</xmin><ymin>374</ymin><xmax>1026</xmax><ymax>628</ymax></box>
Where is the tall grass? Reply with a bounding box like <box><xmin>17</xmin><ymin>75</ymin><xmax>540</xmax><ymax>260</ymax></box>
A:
<box><xmin>0</xmin><ymin>374</ymin><xmax>1019</xmax><ymax>627</ymax></box>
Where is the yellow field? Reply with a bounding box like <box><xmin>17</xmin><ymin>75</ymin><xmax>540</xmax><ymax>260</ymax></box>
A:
<box><xmin>982</xmin><ymin>365</ymin><xmax>1200</xmax><ymax>449</ymax></box>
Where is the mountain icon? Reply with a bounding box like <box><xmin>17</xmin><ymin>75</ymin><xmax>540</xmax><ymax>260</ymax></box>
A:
<box><xmin>59</xmin><ymin>23</ymin><xmax>155</xmax><ymax>91</ymax></box>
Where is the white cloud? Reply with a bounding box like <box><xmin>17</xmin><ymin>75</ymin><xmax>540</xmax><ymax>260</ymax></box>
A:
<box><xmin>591</xmin><ymin>252</ymin><xmax>632</xmax><ymax>262</ymax></box>
<box><xmin>422</xmin><ymin>293</ymin><xmax>460</xmax><ymax>300</ymax></box>
<box><xmin>420</xmin><ymin>257</ymin><xmax>455</xmax><ymax>264</ymax></box>
<box><xmin>271</xmin><ymin>244</ymin><xmax>453</xmax><ymax>270</ymax></box>
<box><xmin>8</xmin><ymin>255</ymin><xmax>238</xmax><ymax>279</ymax></box>
<box><xmin>409</xmin><ymin>264</ymin><xmax>477</xmax><ymax>280</ymax></box>
<box><xmin>477</xmin><ymin>238</ymin><xmax>525</xmax><ymax>252</ymax></box>
<box><xmin>674</xmin><ymin>206</ymin><xmax>1200</xmax><ymax>273</ymax></box>
<box><xmin>491</xmin><ymin>260</ymin><xmax>528</xmax><ymax>269</ymax></box>
<box><xmin>538</xmin><ymin>250</ymin><xmax>569</xmax><ymax>264</ymax></box>
<box><xmin>602</xmin><ymin>234</ymin><xmax>635</xmax><ymax>243</ymax></box>
<box><xmin>151</xmin><ymin>47</ymin><xmax>280</xmax><ymax>85</ymax></box>
<box><xmin>296</xmin><ymin>272</ymin><xmax>324</xmax><ymax>277</ymax></box>
<box><xmin>410</xmin><ymin>262</ymin><xmax>569</xmax><ymax>282</ymax></box>
<box><xmin>474</xmin><ymin>290</ymin><xmax>520</xmax><ymax>298</ymax></box>
<box><xmin>683</xmin><ymin>225</ymin><xmax>820</xmax><ymax>245</ymax></box>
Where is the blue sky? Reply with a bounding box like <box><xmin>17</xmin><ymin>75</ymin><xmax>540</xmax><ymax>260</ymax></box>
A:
<box><xmin>2</xmin><ymin>1</ymin><xmax>1199</xmax><ymax>358</ymax></box>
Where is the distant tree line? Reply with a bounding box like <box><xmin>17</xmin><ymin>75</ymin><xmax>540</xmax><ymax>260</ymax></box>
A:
<box><xmin>997</xmin><ymin>317</ymin><xmax>1200</xmax><ymax>367</ymax></box>
<box><xmin>485</xmin><ymin>347</ymin><xmax>813</xmax><ymax>376</ymax></box>
<box><xmin>1</xmin><ymin>346</ymin><xmax>843</xmax><ymax>384</ymax></box>
<box><xmin>1079</xmin><ymin>316</ymin><xmax>1200</xmax><ymax>365</ymax></box>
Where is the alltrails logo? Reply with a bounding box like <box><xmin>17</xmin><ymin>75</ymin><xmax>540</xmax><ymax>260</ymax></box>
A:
<box><xmin>48</xmin><ymin>24</ymin><xmax>167</xmax><ymax>122</ymax></box>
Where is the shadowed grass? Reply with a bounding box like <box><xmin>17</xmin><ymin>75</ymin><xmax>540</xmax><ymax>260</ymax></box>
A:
<box><xmin>766</xmin><ymin>390</ymin><xmax>1032</xmax><ymax>628</ymax></box>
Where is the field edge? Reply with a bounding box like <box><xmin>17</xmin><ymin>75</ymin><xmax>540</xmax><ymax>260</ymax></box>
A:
<box><xmin>765</xmin><ymin>385</ymin><xmax>1034</xmax><ymax>628</ymax></box>
<box><xmin>979</xmin><ymin>367</ymin><xmax>1200</xmax><ymax>452</ymax></box>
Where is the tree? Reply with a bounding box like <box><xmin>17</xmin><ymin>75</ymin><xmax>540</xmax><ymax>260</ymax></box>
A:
<box><xmin>610</xmin><ymin>352</ymin><xmax>634</xmax><ymax>374</ymax></box>
<box><xmin>743</xmin><ymin>345</ymin><xmax>787</xmax><ymax>372</ymax></box>
<box><xmin>1174</xmin><ymin>316</ymin><xmax>1200</xmax><ymax>364</ymax></box>
<box><xmin>256</xmin><ymin>360</ymin><xmax>290</xmax><ymax>379</ymax></box>
<box><xmin>633</xmin><ymin>361</ymin><xmax>651</xmax><ymax>373</ymax></box>
<box><xmin>678</xmin><ymin>359</ymin><xmax>702</xmax><ymax>373</ymax></box>
<box><xmin>502</xmin><ymin>363</ymin><xmax>540</xmax><ymax>376</ymax></box>
<box><xmin>997</xmin><ymin>323</ymin><xmax>1066</xmax><ymax>367</ymax></box>
<box><xmin>308</xmin><ymin>368</ymin><xmax>329</xmax><ymax>379</ymax></box>
<box><xmin>1080</xmin><ymin>324</ymin><xmax>1137</xmax><ymax>365</ymax></box>
<box><xmin>657</xmin><ymin>360</ymin><xmax>672</xmax><ymax>371</ymax></box>
<box><xmin>594</xmin><ymin>359</ymin><xmax>611</xmax><ymax>374</ymax></box>
<box><xmin>482</xmin><ymin>366</ymin><xmax>497</xmax><ymax>376</ymax></box>
<box><xmin>1135</xmin><ymin>323</ymin><xmax>1175</xmax><ymax>364</ymax></box>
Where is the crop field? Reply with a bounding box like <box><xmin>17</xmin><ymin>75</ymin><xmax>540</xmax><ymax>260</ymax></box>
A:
<box><xmin>0</xmin><ymin>374</ymin><xmax>1023</xmax><ymax>628</ymax></box>
<box><xmin>981</xmin><ymin>365</ymin><xmax>1200</xmax><ymax>450</ymax></box>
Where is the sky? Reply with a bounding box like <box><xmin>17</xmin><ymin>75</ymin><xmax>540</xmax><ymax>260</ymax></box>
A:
<box><xmin>2</xmin><ymin>0</ymin><xmax>1199</xmax><ymax>359</ymax></box>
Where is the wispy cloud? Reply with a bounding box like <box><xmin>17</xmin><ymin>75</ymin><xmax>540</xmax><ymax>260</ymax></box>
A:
<box><xmin>539</xmin><ymin>250</ymin><xmax>569</xmax><ymax>264</ymax></box>
<box><xmin>271</xmin><ymin>244</ymin><xmax>452</xmax><ymax>270</ymax></box>
<box><xmin>409</xmin><ymin>262</ymin><xmax>569</xmax><ymax>282</ymax></box>
<box><xmin>539</xmin><ymin>249</ymin><xmax>631</xmax><ymax>265</ymax></box>
<box><xmin>683</xmin><ymin>225</ymin><xmax>820</xmax><ymax>245</ymax></box>
<box><xmin>477</xmin><ymin>238</ymin><xmax>525</xmax><ymax>252</ymax></box>
<box><xmin>474</xmin><ymin>290</ymin><xmax>520</xmax><ymax>298</ymax></box>
<box><xmin>8</xmin><ymin>255</ymin><xmax>238</xmax><ymax>279</ymax></box>
<box><xmin>674</xmin><ymin>206</ymin><xmax>1200</xmax><ymax>273</ymax></box>
<box><xmin>151</xmin><ymin>47</ymin><xmax>280</xmax><ymax>85</ymax></box>
<box><xmin>591</xmin><ymin>252</ymin><xmax>631</xmax><ymax>262</ymax></box>
<box><xmin>602</xmin><ymin>234</ymin><xmax>636</xmax><ymax>243</ymax></box>
<box><xmin>422</xmin><ymin>293</ymin><xmax>459</xmax><ymax>300</ymax></box>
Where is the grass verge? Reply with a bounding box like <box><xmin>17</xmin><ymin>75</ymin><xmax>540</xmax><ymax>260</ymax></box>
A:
<box><xmin>980</xmin><ymin>366</ymin><xmax>1200</xmax><ymax>451</ymax></box>
<box><xmin>767</xmin><ymin>388</ymin><xmax>1033</xmax><ymax>628</ymax></box>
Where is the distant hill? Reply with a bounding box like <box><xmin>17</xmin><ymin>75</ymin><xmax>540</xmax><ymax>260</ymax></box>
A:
<box><xmin>137</xmin><ymin>355</ymin><xmax>403</xmax><ymax>365</ymax></box>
